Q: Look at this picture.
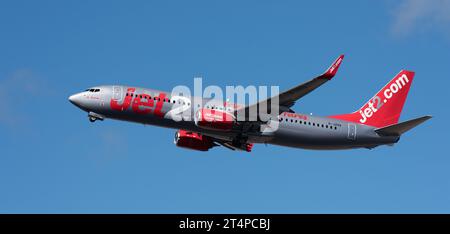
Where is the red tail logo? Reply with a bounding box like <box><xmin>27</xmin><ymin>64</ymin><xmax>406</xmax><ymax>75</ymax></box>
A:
<box><xmin>329</xmin><ymin>70</ymin><xmax>414</xmax><ymax>128</ymax></box>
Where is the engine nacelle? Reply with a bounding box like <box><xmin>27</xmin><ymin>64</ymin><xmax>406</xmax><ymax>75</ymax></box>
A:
<box><xmin>194</xmin><ymin>109</ymin><xmax>235</xmax><ymax>131</ymax></box>
<box><xmin>174</xmin><ymin>130</ymin><xmax>215</xmax><ymax>151</ymax></box>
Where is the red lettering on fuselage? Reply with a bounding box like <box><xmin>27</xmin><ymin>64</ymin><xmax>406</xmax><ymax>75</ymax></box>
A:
<box><xmin>110</xmin><ymin>88</ymin><xmax>135</xmax><ymax>111</ymax></box>
<box><xmin>282</xmin><ymin>112</ymin><xmax>308</xmax><ymax>120</ymax></box>
<box><xmin>153</xmin><ymin>93</ymin><xmax>166</xmax><ymax>118</ymax></box>
<box><xmin>131</xmin><ymin>94</ymin><xmax>154</xmax><ymax>114</ymax></box>
<box><xmin>110</xmin><ymin>88</ymin><xmax>167</xmax><ymax>118</ymax></box>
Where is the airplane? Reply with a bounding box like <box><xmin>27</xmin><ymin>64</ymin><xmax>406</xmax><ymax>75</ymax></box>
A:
<box><xmin>68</xmin><ymin>55</ymin><xmax>431</xmax><ymax>152</ymax></box>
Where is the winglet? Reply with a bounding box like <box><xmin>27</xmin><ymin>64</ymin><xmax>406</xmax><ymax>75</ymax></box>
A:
<box><xmin>322</xmin><ymin>54</ymin><xmax>344</xmax><ymax>79</ymax></box>
<box><xmin>374</xmin><ymin>115</ymin><xmax>432</xmax><ymax>136</ymax></box>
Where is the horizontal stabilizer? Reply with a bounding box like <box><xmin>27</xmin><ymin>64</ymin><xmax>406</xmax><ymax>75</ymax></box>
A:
<box><xmin>375</xmin><ymin>115</ymin><xmax>432</xmax><ymax>136</ymax></box>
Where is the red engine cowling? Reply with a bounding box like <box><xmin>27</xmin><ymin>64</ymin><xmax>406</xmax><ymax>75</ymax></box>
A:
<box><xmin>245</xmin><ymin>143</ymin><xmax>254</xmax><ymax>152</ymax></box>
<box><xmin>194</xmin><ymin>109</ymin><xmax>235</xmax><ymax>131</ymax></box>
<box><xmin>174</xmin><ymin>130</ymin><xmax>215</xmax><ymax>151</ymax></box>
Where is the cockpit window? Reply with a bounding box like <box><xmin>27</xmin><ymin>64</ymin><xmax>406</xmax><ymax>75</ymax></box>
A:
<box><xmin>85</xmin><ymin>88</ymin><xmax>101</xmax><ymax>92</ymax></box>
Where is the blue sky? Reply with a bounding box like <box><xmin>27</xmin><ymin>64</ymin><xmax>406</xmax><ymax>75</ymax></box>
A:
<box><xmin>1</xmin><ymin>0</ymin><xmax>449</xmax><ymax>213</ymax></box>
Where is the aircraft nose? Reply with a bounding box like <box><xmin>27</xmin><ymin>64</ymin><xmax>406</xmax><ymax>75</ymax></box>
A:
<box><xmin>68</xmin><ymin>93</ymin><xmax>83</xmax><ymax>107</ymax></box>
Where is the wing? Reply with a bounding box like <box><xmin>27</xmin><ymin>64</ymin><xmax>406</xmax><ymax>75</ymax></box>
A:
<box><xmin>236</xmin><ymin>55</ymin><xmax>344</xmax><ymax>121</ymax></box>
<box><xmin>274</xmin><ymin>54</ymin><xmax>344</xmax><ymax>108</ymax></box>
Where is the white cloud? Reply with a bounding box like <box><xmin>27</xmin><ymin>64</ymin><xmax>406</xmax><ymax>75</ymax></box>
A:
<box><xmin>391</xmin><ymin>0</ymin><xmax>450</xmax><ymax>37</ymax></box>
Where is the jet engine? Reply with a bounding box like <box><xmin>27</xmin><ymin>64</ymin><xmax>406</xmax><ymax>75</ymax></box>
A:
<box><xmin>174</xmin><ymin>130</ymin><xmax>216</xmax><ymax>151</ymax></box>
<box><xmin>194</xmin><ymin>108</ymin><xmax>235</xmax><ymax>131</ymax></box>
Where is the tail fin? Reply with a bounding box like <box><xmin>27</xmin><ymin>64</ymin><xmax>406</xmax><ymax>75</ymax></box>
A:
<box><xmin>329</xmin><ymin>70</ymin><xmax>415</xmax><ymax>128</ymax></box>
<box><xmin>375</xmin><ymin>115</ymin><xmax>432</xmax><ymax>136</ymax></box>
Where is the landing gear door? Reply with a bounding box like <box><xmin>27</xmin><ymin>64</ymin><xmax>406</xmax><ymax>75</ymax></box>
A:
<box><xmin>347</xmin><ymin>124</ymin><xmax>356</xmax><ymax>140</ymax></box>
<box><xmin>112</xmin><ymin>86</ymin><xmax>122</xmax><ymax>101</ymax></box>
